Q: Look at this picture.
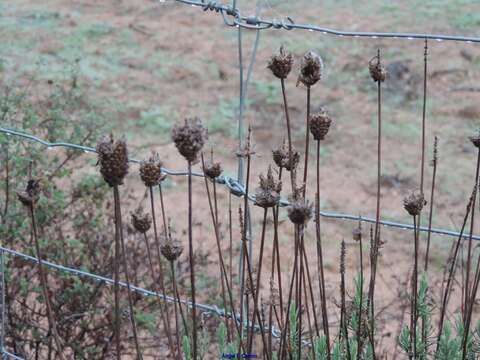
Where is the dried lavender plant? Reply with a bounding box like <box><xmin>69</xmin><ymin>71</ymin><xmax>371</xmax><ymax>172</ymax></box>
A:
<box><xmin>172</xmin><ymin>117</ymin><xmax>207</xmax><ymax>360</ymax></box>
<box><xmin>310</xmin><ymin>108</ymin><xmax>333</xmax><ymax>358</ymax></box>
<box><xmin>353</xmin><ymin>221</ymin><xmax>364</xmax><ymax>359</ymax></box>
<box><xmin>139</xmin><ymin>153</ymin><xmax>175</xmax><ymax>356</ymax></box>
<box><xmin>248</xmin><ymin>167</ymin><xmax>281</xmax><ymax>351</ymax></box>
<box><xmin>96</xmin><ymin>135</ymin><xmax>142</xmax><ymax>359</ymax></box>
<box><xmin>436</xmin><ymin>186</ymin><xmax>476</xmax><ymax>355</ymax></box>
<box><xmin>339</xmin><ymin>240</ymin><xmax>352</xmax><ymax>359</ymax></box>
<box><xmin>200</xmin><ymin>153</ymin><xmax>243</xmax><ymax>348</ymax></box>
<box><xmin>298</xmin><ymin>50</ymin><xmax>323</xmax><ymax>198</ymax></box>
<box><xmin>424</xmin><ymin>136</ymin><xmax>439</xmax><ymax>271</ymax></box>
<box><xmin>17</xmin><ymin>179</ymin><xmax>65</xmax><ymax>360</ymax></box>
<box><xmin>160</xmin><ymin>223</ymin><xmax>185</xmax><ymax>360</ymax></box>
<box><xmin>366</xmin><ymin>50</ymin><xmax>386</xmax><ymax>359</ymax></box>
<box><xmin>465</xmin><ymin>133</ymin><xmax>480</xmax><ymax>317</ymax></box>
<box><xmin>268</xmin><ymin>47</ymin><xmax>298</xmax><ymax>196</ymax></box>
<box><xmin>237</xmin><ymin>127</ymin><xmax>270</xmax><ymax>358</ymax></box>
<box><xmin>403</xmin><ymin>190</ymin><xmax>426</xmax><ymax>358</ymax></box>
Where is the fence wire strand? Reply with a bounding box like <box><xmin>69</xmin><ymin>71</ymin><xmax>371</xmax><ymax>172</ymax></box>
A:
<box><xmin>171</xmin><ymin>0</ymin><xmax>480</xmax><ymax>43</ymax></box>
<box><xmin>1</xmin><ymin>127</ymin><xmax>479</xmax><ymax>241</ymax></box>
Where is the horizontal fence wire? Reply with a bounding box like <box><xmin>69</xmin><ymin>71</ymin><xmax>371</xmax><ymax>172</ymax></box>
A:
<box><xmin>0</xmin><ymin>245</ymin><xmax>281</xmax><ymax>333</ymax></box>
<box><xmin>2</xmin><ymin>350</ymin><xmax>24</xmax><ymax>360</ymax></box>
<box><xmin>1</xmin><ymin>127</ymin><xmax>479</xmax><ymax>241</ymax></box>
<box><xmin>171</xmin><ymin>0</ymin><xmax>480</xmax><ymax>43</ymax></box>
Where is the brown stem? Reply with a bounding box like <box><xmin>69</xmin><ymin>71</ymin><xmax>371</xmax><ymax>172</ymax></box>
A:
<box><xmin>113</xmin><ymin>186</ymin><xmax>142</xmax><ymax>359</ymax></box>
<box><xmin>113</xmin><ymin>187</ymin><xmax>121</xmax><ymax>360</ymax></box>
<box><xmin>356</xmin><ymin>228</ymin><xmax>364</xmax><ymax>360</ymax></box>
<box><xmin>240</xmin><ymin>133</ymin><xmax>270</xmax><ymax>358</ymax></box>
<box><xmin>142</xmin><ymin>232</ymin><xmax>177</xmax><ymax>357</ymax></box>
<box><xmin>169</xmin><ymin>261</ymin><xmax>182</xmax><ymax>360</ymax></box>
<box><xmin>248</xmin><ymin>208</ymin><xmax>268</xmax><ymax>352</ymax></box>
<box><xmin>301</xmin><ymin>256</ymin><xmax>315</xmax><ymax>359</ymax></box>
<box><xmin>303</xmin><ymin>85</ymin><xmax>311</xmax><ymax>198</ymax></box>
<box><xmin>411</xmin><ymin>215</ymin><xmax>419</xmax><ymax>359</ymax></box>
<box><xmin>280</xmin><ymin>78</ymin><xmax>297</xmax><ymax>197</ymax></box>
<box><xmin>279</xmin><ymin>225</ymin><xmax>300</xmax><ymax>359</ymax></box>
<box><xmin>187</xmin><ymin>161</ymin><xmax>198</xmax><ymax>360</ymax></box>
<box><xmin>148</xmin><ymin>186</ymin><xmax>176</xmax><ymax>356</ymax></box>
<box><xmin>29</xmin><ymin>203</ymin><xmax>65</xmax><ymax>360</ymax></box>
<box><xmin>315</xmin><ymin>140</ymin><xmax>331</xmax><ymax>358</ymax></box>
<box><xmin>465</xmin><ymin>146</ymin><xmax>480</xmax><ymax>319</ymax></box>
<box><xmin>424</xmin><ymin>136</ymin><xmax>438</xmax><ymax>272</ymax></box>
<box><xmin>340</xmin><ymin>241</ymin><xmax>352</xmax><ymax>360</ymax></box>
<box><xmin>435</xmin><ymin>186</ymin><xmax>476</xmax><ymax>354</ymax></box>
<box><xmin>367</xmin><ymin>50</ymin><xmax>382</xmax><ymax>359</ymax></box>
<box><xmin>462</xmin><ymin>246</ymin><xmax>480</xmax><ymax>359</ymax></box>
<box><xmin>2</xmin><ymin>145</ymin><xmax>9</xmax><ymax>223</ymax></box>
<box><xmin>200</xmin><ymin>154</ymin><xmax>243</xmax><ymax>347</ymax></box>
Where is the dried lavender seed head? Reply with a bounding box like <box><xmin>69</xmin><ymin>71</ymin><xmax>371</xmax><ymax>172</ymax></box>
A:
<box><xmin>17</xmin><ymin>179</ymin><xmax>41</xmax><ymax>206</ymax></box>
<box><xmin>140</xmin><ymin>152</ymin><xmax>165</xmax><ymax>187</ymax></box>
<box><xmin>340</xmin><ymin>240</ymin><xmax>346</xmax><ymax>275</ymax></box>
<box><xmin>272</xmin><ymin>142</ymin><xmax>300</xmax><ymax>171</ymax></box>
<box><xmin>297</xmin><ymin>51</ymin><xmax>323</xmax><ymax>87</ymax></box>
<box><xmin>254</xmin><ymin>166</ymin><xmax>282</xmax><ymax>208</ymax></box>
<box><xmin>131</xmin><ymin>207</ymin><xmax>151</xmax><ymax>234</ymax></box>
<box><xmin>369</xmin><ymin>55</ymin><xmax>387</xmax><ymax>83</ymax></box>
<box><xmin>469</xmin><ymin>133</ymin><xmax>480</xmax><ymax>149</ymax></box>
<box><xmin>309</xmin><ymin>109</ymin><xmax>332</xmax><ymax>141</ymax></box>
<box><xmin>160</xmin><ymin>227</ymin><xmax>183</xmax><ymax>261</ymax></box>
<box><xmin>352</xmin><ymin>227</ymin><xmax>362</xmax><ymax>242</ymax></box>
<box><xmin>96</xmin><ymin>134</ymin><xmax>129</xmax><ymax>187</ymax></box>
<box><xmin>204</xmin><ymin>161</ymin><xmax>223</xmax><ymax>179</ymax></box>
<box><xmin>287</xmin><ymin>197</ymin><xmax>313</xmax><ymax>225</ymax></box>
<box><xmin>171</xmin><ymin>117</ymin><xmax>208</xmax><ymax>163</ymax></box>
<box><xmin>403</xmin><ymin>190</ymin><xmax>426</xmax><ymax>216</ymax></box>
<box><xmin>267</xmin><ymin>46</ymin><xmax>294</xmax><ymax>79</ymax></box>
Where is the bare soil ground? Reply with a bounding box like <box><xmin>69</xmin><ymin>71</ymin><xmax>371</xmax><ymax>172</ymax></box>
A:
<box><xmin>2</xmin><ymin>0</ymin><xmax>480</xmax><ymax>358</ymax></box>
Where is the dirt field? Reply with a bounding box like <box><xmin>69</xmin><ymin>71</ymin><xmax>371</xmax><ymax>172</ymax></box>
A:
<box><xmin>2</xmin><ymin>0</ymin><xmax>480</xmax><ymax>358</ymax></box>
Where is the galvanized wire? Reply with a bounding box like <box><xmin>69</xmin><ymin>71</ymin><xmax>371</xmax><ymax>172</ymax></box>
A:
<box><xmin>171</xmin><ymin>0</ymin><xmax>480</xmax><ymax>43</ymax></box>
<box><xmin>0</xmin><ymin>245</ymin><xmax>282</xmax><ymax>335</ymax></box>
<box><xmin>2</xmin><ymin>350</ymin><xmax>24</xmax><ymax>360</ymax></box>
<box><xmin>1</xmin><ymin>127</ymin><xmax>479</xmax><ymax>241</ymax></box>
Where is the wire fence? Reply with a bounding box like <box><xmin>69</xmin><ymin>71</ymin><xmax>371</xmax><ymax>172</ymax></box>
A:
<box><xmin>1</xmin><ymin>127</ymin><xmax>479</xmax><ymax>241</ymax></box>
<box><xmin>173</xmin><ymin>0</ymin><xmax>480</xmax><ymax>43</ymax></box>
<box><xmin>2</xmin><ymin>0</ymin><xmax>480</xmax><ymax>358</ymax></box>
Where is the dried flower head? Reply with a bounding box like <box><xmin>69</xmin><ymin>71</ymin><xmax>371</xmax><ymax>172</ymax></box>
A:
<box><xmin>297</xmin><ymin>51</ymin><xmax>323</xmax><ymax>87</ymax></box>
<box><xmin>470</xmin><ymin>132</ymin><xmax>480</xmax><ymax>148</ymax></box>
<box><xmin>272</xmin><ymin>142</ymin><xmax>300</xmax><ymax>171</ymax></box>
<box><xmin>17</xmin><ymin>179</ymin><xmax>41</xmax><ymax>206</ymax></box>
<box><xmin>369</xmin><ymin>54</ymin><xmax>387</xmax><ymax>83</ymax></box>
<box><xmin>255</xmin><ymin>166</ymin><xmax>282</xmax><ymax>208</ymax></box>
<box><xmin>352</xmin><ymin>226</ymin><xmax>362</xmax><ymax>242</ymax></box>
<box><xmin>96</xmin><ymin>134</ymin><xmax>129</xmax><ymax>187</ymax></box>
<box><xmin>287</xmin><ymin>197</ymin><xmax>313</xmax><ymax>225</ymax></box>
<box><xmin>204</xmin><ymin>161</ymin><xmax>222</xmax><ymax>179</ymax></box>
<box><xmin>309</xmin><ymin>109</ymin><xmax>332</xmax><ymax>141</ymax></box>
<box><xmin>139</xmin><ymin>152</ymin><xmax>165</xmax><ymax>187</ymax></box>
<box><xmin>403</xmin><ymin>190</ymin><xmax>426</xmax><ymax>216</ymax></box>
<box><xmin>171</xmin><ymin>117</ymin><xmax>208</xmax><ymax>163</ymax></box>
<box><xmin>160</xmin><ymin>226</ymin><xmax>183</xmax><ymax>262</ymax></box>
<box><xmin>131</xmin><ymin>207</ymin><xmax>151</xmax><ymax>234</ymax></box>
<box><xmin>267</xmin><ymin>46</ymin><xmax>294</xmax><ymax>79</ymax></box>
